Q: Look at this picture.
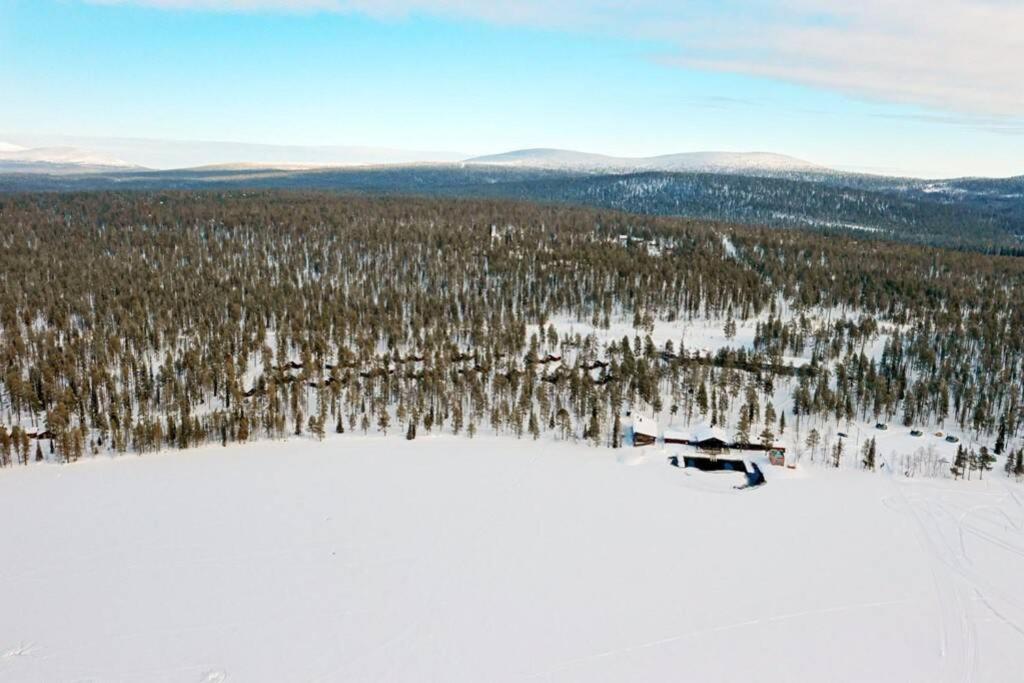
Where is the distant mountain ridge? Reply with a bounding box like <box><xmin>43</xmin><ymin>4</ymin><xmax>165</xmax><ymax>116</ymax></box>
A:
<box><xmin>1</xmin><ymin>137</ymin><xmax>823</xmax><ymax>175</ymax></box>
<box><xmin>0</xmin><ymin>136</ymin><xmax>465</xmax><ymax>173</ymax></box>
<box><xmin>0</xmin><ymin>144</ymin><xmax>140</xmax><ymax>174</ymax></box>
<box><xmin>0</xmin><ymin>137</ymin><xmax>1020</xmax><ymax>253</ymax></box>
<box><xmin>465</xmin><ymin>148</ymin><xmax>824</xmax><ymax>174</ymax></box>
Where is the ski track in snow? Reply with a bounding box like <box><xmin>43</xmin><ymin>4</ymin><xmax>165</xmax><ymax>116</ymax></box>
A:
<box><xmin>1</xmin><ymin>436</ymin><xmax>1022</xmax><ymax>682</ymax></box>
<box><xmin>888</xmin><ymin>473</ymin><xmax>1024</xmax><ymax>683</ymax></box>
<box><xmin>525</xmin><ymin>598</ymin><xmax>913</xmax><ymax>680</ymax></box>
<box><xmin>2</xmin><ymin>643</ymin><xmax>36</xmax><ymax>659</ymax></box>
<box><xmin>888</xmin><ymin>478</ymin><xmax>974</xmax><ymax>682</ymax></box>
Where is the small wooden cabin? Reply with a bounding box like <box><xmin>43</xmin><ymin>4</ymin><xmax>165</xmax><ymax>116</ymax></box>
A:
<box><xmin>632</xmin><ymin>414</ymin><xmax>657</xmax><ymax>447</ymax></box>
<box><xmin>690</xmin><ymin>425</ymin><xmax>731</xmax><ymax>453</ymax></box>
<box><xmin>663</xmin><ymin>428</ymin><xmax>688</xmax><ymax>446</ymax></box>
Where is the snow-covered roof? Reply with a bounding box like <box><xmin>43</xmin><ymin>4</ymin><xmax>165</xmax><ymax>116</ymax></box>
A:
<box><xmin>691</xmin><ymin>424</ymin><xmax>730</xmax><ymax>443</ymax></box>
<box><xmin>633</xmin><ymin>414</ymin><xmax>657</xmax><ymax>437</ymax></box>
<box><xmin>663</xmin><ymin>427</ymin><xmax>688</xmax><ymax>441</ymax></box>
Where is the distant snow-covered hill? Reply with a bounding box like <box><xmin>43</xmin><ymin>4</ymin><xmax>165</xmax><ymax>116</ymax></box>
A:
<box><xmin>0</xmin><ymin>135</ymin><xmax>466</xmax><ymax>171</ymax></box>
<box><xmin>0</xmin><ymin>138</ymin><xmax>822</xmax><ymax>175</ymax></box>
<box><xmin>465</xmin><ymin>148</ymin><xmax>825</xmax><ymax>174</ymax></box>
<box><xmin>0</xmin><ymin>143</ymin><xmax>140</xmax><ymax>174</ymax></box>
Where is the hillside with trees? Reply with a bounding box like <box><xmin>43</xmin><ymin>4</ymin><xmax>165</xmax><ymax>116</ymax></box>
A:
<box><xmin>1</xmin><ymin>166</ymin><xmax>1021</xmax><ymax>252</ymax></box>
<box><xmin>0</xmin><ymin>192</ymin><xmax>1021</xmax><ymax>479</ymax></box>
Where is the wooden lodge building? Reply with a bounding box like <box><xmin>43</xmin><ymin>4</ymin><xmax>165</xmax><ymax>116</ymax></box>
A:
<box><xmin>636</xmin><ymin>420</ymin><xmax>787</xmax><ymax>465</ymax></box>
<box><xmin>664</xmin><ymin>424</ymin><xmax>731</xmax><ymax>452</ymax></box>
<box><xmin>632</xmin><ymin>414</ymin><xmax>657</xmax><ymax>447</ymax></box>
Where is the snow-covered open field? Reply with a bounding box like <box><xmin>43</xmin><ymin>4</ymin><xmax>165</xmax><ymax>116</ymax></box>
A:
<box><xmin>1</xmin><ymin>435</ymin><xmax>1022</xmax><ymax>682</ymax></box>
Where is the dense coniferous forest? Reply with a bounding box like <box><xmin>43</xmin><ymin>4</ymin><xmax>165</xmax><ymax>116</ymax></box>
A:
<box><xmin>2</xmin><ymin>166</ymin><xmax>1021</xmax><ymax>252</ymax></box>
<box><xmin>0</xmin><ymin>192</ymin><xmax>1022</xmax><ymax>478</ymax></box>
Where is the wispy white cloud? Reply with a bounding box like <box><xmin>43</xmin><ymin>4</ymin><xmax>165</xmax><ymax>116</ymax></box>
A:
<box><xmin>86</xmin><ymin>0</ymin><xmax>1024</xmax><ymax>118</ymax></box>
<box><xmin>871</xmin><ymin>113</ymin><xmax>1024</xmax><ymax>137</ymax></box>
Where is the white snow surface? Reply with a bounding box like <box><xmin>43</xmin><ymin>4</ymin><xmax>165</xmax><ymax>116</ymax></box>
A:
<box><xmin>0</xmin><ymin>145</ymin><xmax>135</xmax><ymax>168</ymax></box>
<box><xmin>465</xmin><ymin>148</ymin><xmax>824</xmax><ymax>173</ymax></box>
<box><xmin>1</xmin><ymin>435</ymin><xmax>1021</xmax><ymax>682</ymax></box>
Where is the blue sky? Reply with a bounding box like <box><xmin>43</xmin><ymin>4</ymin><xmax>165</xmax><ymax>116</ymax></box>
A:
<box><xmin>1</xmin><ymin>0</ymin><xmax>1022</xmax><ymax>177</ymax></box>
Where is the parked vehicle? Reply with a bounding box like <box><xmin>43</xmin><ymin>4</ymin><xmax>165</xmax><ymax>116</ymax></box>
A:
<box><xmin>875</xmin><ymin>423</ymin><xmax>888</xmax><ymax>430</ymax></box>
<box><xmin>945</xmin><ymin>435</ymin><xmax>959</xmax><ymax>443</ymax></box>
<box><xmin>837</xmin><ymin>432</ymin><xmax>848</xmax><ymax>438</ymax></box>
<box><xmin>910</xmin><ymin>430</ymin><xmax>923</xmax><ymax>437</ymax></box>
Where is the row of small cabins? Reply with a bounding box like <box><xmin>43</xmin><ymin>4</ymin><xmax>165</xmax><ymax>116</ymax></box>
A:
<box><xmin>632</xmin><ymin>415</ymin><xmax>787</xmax><ymax>465</ymax></box>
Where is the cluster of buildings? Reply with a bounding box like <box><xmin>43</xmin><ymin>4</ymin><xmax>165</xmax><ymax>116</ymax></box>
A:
<box><xmin>632</xmin><ymin>414</ymin><xmax>787</xmax><ymax>466</ymax></box>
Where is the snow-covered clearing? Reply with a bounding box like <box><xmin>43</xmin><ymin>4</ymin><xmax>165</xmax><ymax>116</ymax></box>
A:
<box><xmin>528</xmin><ymin>309</ymin><xmax>891</xmax><ymax>369</ymax></box>
<box><xmin>1</xmin><ymin>435</ymin><xmax>1021</xmax><ymax>682</ymax></box>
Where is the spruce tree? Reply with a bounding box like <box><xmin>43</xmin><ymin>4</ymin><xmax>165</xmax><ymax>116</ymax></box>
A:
<box><xmin>978</xmin><ymin>446</ymin><xmax>994</xmax><ymax>479</ymax></box>
<box><xmin>805</xmin><ymin>429</ymin><xmax>820</xmax><ymax>462</ymax></box>
<box><xmin>861</xmin><ymin>437</ymin><xmax>876</xmax><ymax>471</ymax></box>
<box><xmin>735</xmin><ymin>409</ymin><xmax>751</xmax><ymax>446</ymax></box>
<box><xmin>588</xmin><ymin>409</ymin><xmax>601</xmax><ymax>447</ymax></box>
<box><xmin>951</xmin><ymin>445</ymin><xmax>966</xmax><ymax>480</ymax></box>
<box><xmin>0</xmin><ymin>425</ymin><xmax>9</xmax><ymax>468</ymax></box>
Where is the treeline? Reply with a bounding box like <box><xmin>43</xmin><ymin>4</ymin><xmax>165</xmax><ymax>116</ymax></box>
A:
<box><xmin>0</xmin><ymin>192</ymin><xmax>1021</xmax><ymax>472</ymax></box>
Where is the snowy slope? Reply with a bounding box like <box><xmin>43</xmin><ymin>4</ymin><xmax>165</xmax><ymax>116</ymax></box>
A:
<box><xmin>464</xmin><ymin>148</ymin><xmax>626</xmax><ymax>169</ymax></box>
<box><xmin>0</xmin><ymin>435</ymin><xmax>1020</xmax><ymax>682</ymax></box>
<box><xmin>0</xmin><ymin>145</ymin><xmax>139</xmax><ymax>173</ymax></box>
<box><xmin>465</xmin><ymin>148</ymin><xmax>824</xmax><ymax>173</ymax></box>
<box><xmin>645</xmin><ymin>150</ymin><xmax>823</xmax><ymax>172</ymax></box>
<box><xmin>0</xmin><ymin>146</ymin><xmax>131</xmax><ymax>166</ymax></box>
<box><xmin>0</xmin><ymin>135</ymin><xmax>466</xmax><ymax>171</ymax></box>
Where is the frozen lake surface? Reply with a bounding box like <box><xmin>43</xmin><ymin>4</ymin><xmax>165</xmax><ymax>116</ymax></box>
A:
<box><xmin>1</xmin><ymin>435</ymin><xmax>1021</xmax><ymax>682</ymax></box>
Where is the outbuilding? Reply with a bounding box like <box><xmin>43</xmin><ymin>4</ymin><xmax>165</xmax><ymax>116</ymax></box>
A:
<box><xmin>632</xmin><ymin>414</ymin><xmax>657</xmax><ymax>447</ymax></box>
<box><xmin>663</xmin><ymin>428</ymin><xmax>689</xmax><ymax>446</ymax></box>
<box><xmin>689</xmin><ymin>424</ymin><xmax>731</xmax><ymax>452</ymax></box>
